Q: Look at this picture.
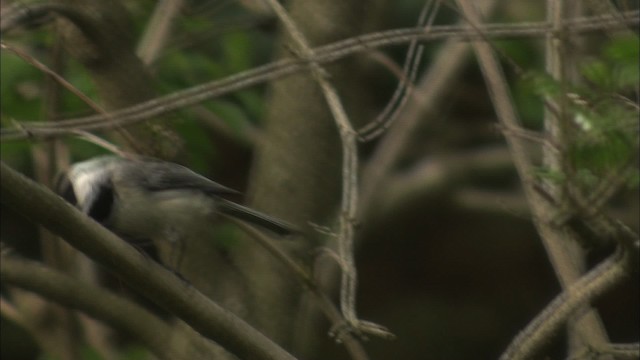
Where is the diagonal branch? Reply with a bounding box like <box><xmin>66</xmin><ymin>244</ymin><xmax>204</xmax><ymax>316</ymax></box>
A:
<box><xmin>453</xmin><ymin>0</ymin><xmax>632</xmax><ymax>357</ymax></box>
<box><xmin>0</xmin><ymin>255</ymin><xmax>207</xmax><ymax>360</ymax></box>
<box><xmin>356</xmin><ymin>0</ymin><xmax>438</xmax><ymax>141</ymax></box>
<box><xmin>261</xmin><ymin>0</ymin><xmax>392</xmax><ymax>341</ymax></box>
<box><xmin>499</xmin><ymin>239</ymin><xmax>636</xmax><ymax>360</ymax></box>
<box><xmin>2</xmin><ymin>11</ymin><xmax>638</xmax><ymax>141</ymax></box>
<box><xmin>229</xmin><ymin>219</ymin><xmax>369</xmax><ymax>360</ymax></box>
<box><xmin>0</xmin><ymin>162</ymin><xmax>296</xmax><ymax>360</ymax></box>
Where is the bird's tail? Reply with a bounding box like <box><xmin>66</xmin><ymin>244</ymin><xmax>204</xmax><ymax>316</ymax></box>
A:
<box><xmin>217</xmin><ymin>199</ymin><xmax>295</xmax><ymax>236</ymax></box>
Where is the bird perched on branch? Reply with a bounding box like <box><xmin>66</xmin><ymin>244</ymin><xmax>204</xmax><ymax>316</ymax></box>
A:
<box><xmin>55</xmin><ymin>156</ymin><xmax>294</xmax><ymax>247</ymax></box>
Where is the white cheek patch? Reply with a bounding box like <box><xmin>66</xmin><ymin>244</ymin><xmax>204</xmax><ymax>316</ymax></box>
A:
<box><xmin>71</xmin><ymin>168</ymin><xmax>110</xmax><ymax>210</ymax></box>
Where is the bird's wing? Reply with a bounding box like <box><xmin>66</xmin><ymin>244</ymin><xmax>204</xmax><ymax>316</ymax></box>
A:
<box><xmin>123</xmin><ymin>159</ymin><xmax>240</xmax><ymax>196</ymax></box>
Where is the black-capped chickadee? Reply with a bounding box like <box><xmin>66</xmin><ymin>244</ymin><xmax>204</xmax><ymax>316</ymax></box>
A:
<box><xmin>55</xmin><ymin>156</ymin><xmax>294</xmax><ymax>245</ymax></box>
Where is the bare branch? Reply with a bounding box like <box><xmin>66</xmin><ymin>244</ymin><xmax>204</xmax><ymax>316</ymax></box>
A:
<box><xmin>2</xmin><ymin>11</ymin><xmax>638</xmax><ymax>141</ymax></box>
<box><xmin>499</xmin><ymin>241</ymin><xmax>636</xmax><ymax>360</ymax></box>
<box><xmin>359</xmin><ymin>0</ymin><xmax>498</xmax><ymax>219</ymax></box>
<box><xmin>229</xmin><ymin>219</ymin><xmax>370</xmax><ymax>360</ymax></box>
<box><xmin>262</xmin><ymin>0</ymin><xmax>391</xmax><ymax>341</ymax></box>
<box><xmin>453</xmin><ymin>0</ymin><xmax>632</xmax><ymax>357</ymax></box>
<box><xmin>0</xmin><ymin>162</ymin><xmax>296</xmax><ymax>360</ymax></box>
<box><xmin>0</xmin><ymin>42</ymin><xmax>105</xmax><ymax>115</ymax></box>
<box><xmin>542</xmin><ymin>1</ymin><xmax>611</xmax><ymax>354</ymax></box>
<box><xmin>136</xmin><ymin>0</ymin><xmax>185</xmax><ymax>65</ymax></box>
<box><xmin>356</xmin><ymin>0</ymin><xmax>437</xmax><ymax>140</ymax></box>
<box><xmin>0</xmin><ymin>255</ymin><xmax>204</xmax><ymax>360</ymax></box>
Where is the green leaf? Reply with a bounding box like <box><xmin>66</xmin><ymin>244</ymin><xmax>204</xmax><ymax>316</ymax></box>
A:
<box><xmin>581</xmin><ymin>60</ymin><xmax>612</xmax><ymax>89</ymax></box>
<box><xmin>172</xmin><ymin>117</ymin><xmax>218</xmax><ymax>173</ymax></box>
<box><xmin>613</xmin><ymin>61</ymin><xmax>640</xmax><ymax>89</ymax></box>
<box><xmin>604</xmin><ymin>36</ymin><xmax>640</xmax><ymax>64</ymax></box>
<box><xmin>580</xmin><ymin>36</ymin><xmax>640</xmax><ymax>91</ymax></box>
<box><xmin>0</xmin><ymin>53</ymin><xmax>43</xmax><ymax>120</ymax></box>
<box><xmin>521</xmin><ymin>71</ymin><xmax>562</xmax><ymax>97</ymax></box>
<box><xmin>570</xmin><ymin>131</ymin><xmax>632</xmax><ymax>172</ymax></box>
<box><xmin>208</xmin><ymin>99</ymin><xmax>252</xmax><ymax>132</ymax></box>
<box><xmin>234</xmin><ymin>90</ymin><xmax>264</xmax><ymax>121</ymax></box>
<box><xmin>221</xmin><ymin>31</ymin><xmax>253</xmax><ymax>73</ymax></box>
<box><xmin>574</xmin><ymin>168</ymin><xmax>599</xmax><ymax>188</ymax></box>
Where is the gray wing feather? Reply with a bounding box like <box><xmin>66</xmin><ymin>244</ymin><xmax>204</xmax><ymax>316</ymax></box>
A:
<box><xmin>122</xmin><ymin>159</ymin><xmax>239</xmax><ymax>196</ymax></box>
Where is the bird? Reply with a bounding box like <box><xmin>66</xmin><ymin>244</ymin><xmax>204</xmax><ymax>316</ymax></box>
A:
<box><xmin>55</xmin><ymin>156</ymin><xmax>294</xmax><ymax>247</ymax></box>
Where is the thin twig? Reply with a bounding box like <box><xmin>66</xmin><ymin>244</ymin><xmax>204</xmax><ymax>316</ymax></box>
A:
<box><xmin>499</xmin><ymin>241</ymin><xmax>635</xmax><ymax>360</ymax></box>
<box><xmin>228</xmin><ymin>218</ymin><xmax>370</xmax><ymax>360</ymax></box>
<box><xmin>136</xmin><ymin>0</ymin><xmax>185</xmax><ymax>65</ymax></box>
<box><xmin>359</xmin><ymin>0</ymin><xmax>498</xmax><ymax>219</ymax></box>
<box><xmin>0</xmin><ymin>162</ymin><xmax>297</xmax><ymax>360</ymax></box>
<box><xmin>0</xmin><ymin>42</ymin><xmax>105</xmax><ymax>115</ymax></box>
<box><xmin>599</xmin><ymin>343</ymin><xmax>640</xmax><ymax>359</ymax></box>
<box><xmin>70</xmin><ymin>131</ymin><xmax>126</xmax><ymax>156</ymax></box>
<box><xmin>2</xmin><ymin>11</ymin><xmax>638</xmax><ymax>141</ymax></box>
<box><xmin>542</xmin><ymin>1</ymin><xmax>611</xmax><ymax>355</ymax></box>
<box><xmin>0</xmin><ymin>42</ymin><xmax>140</xmax><ymax>150</ymax></box>
<box><xmin>0</xmin><ymin>255</ymin><xmax>205</xmax><ymax>360</ymax></box>
<box><xmin>357</xmin><ymin>0</ymin><xmax>438</xmax><ymax>140</ymax></box>
<box><xmin>454</xmin><ymin>0</ymin><xmax>626</xmax><ymax>357</ymax></box>
<box><xmin>262</xmin><ymin>0</ymin><xmax>392</xmax><ymax>341</ymax></box>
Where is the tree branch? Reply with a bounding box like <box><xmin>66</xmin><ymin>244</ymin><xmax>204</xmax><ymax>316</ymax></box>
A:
<box><xmin>2</xmin><ymin>11</ymin><xmax>638</xmax><ymax>141</ymax></box>
<box><xmin>0</xmin><ymin>255</ymin><xmax>205</xmax><ymax>360</ymax></box>
<box><xmin>500</xmin><ymin>240</ymin><xmax>636</xmax><ymax>360</ymax></box>
<box><xmin>454</xmin><ymin>0</ymin><xmax>628</xmax><ymax>357</ymax></box>
<box><xmin>0</xmin><ymin>162</ymin><xmax>295</xmax><ymax>360</ymax></box>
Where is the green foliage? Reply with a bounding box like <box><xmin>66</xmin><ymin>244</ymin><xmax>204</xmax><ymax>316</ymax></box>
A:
<box><xmin>523</xmin><ymin>35</ymin><xmax>639</xmax><ymax>190</ymax></box>
<box><xmin>512</xmin><ymin>79</ymin><xmax>545</xmax><ymax>128</ymax></box>
<box><xmin>79</xmin><ymin>345</ymin><xmax>107</xmax><ymax>360</ymax></box>
<box><xmin>235</xmin><ymin>89</ymin><xmax>265</xmax><ymax>120</ymax></box>
<box><xmin>498</xmin><ymin>36</ymin><xmax>546</xmax><ymax>128</ymax></box>
<box><xmin>0</xmin><ymin>52</ymin><xmax>44</xmax><ymax>162</ymax></box>
<box><xmin>172</xmin><ymin>116</ymin><xmax>218</xmax><ymax>172</ymax></box>
<box><xmin>603</xmin><ymin>35</ymin><xmax>640</xmax><ymax>88</ymax></box>
<box><xmin>580</xmin><ymin>60</ymin><xmax>611</xmax><ymax>88</ymax></box>
<box><xmin>153</xmin><ymin>25</ymin><xmax>267</xmax><ymax>162</ymax></box>
<box><xmin>534</xmin><ymin>167</ymin><xmax>566</xmax><ymax>184</ymax></box>
<box><xmin>581</xmin><ymin>35</ymin><xmax>639</xmax><ymax>91</ymax></box>
<box><xmin>496</xmin><ymin>40</ymin><xmax>542</xmax><ymax>70</ymax></box>
<box><xmin>0</xmin><ymin>52</ymin><xmax>43</xmax><ymax>121</ymax></box>
<box><xmin>568</xmin><ymin>103</ymin><xmax>635</xmax><ymax>166</ymax></box>
<box><xmin>521</xmin><ymin>71</ymin><xmax>563</xmax><ymax>98</ymax></box>
<box><xmin>517</xmin><ymin>71</ymin><xmax>561</xmax><ymax>128</ymax></box>
<box><xmin>221</xmin><ymin>31</ymin><xmax>253</xmax><ymax>73</ymax></box>
<box><xmin>66</xmin><ymin>137</ymin><xmax>117</xmax><ymax>162</ymax></box>
<box><xmin>119</xmin><ymin>345</ymin><xmax>152</xmax><ymax>360</ymax></box>
<box><xmin>60</xmin><ymin>61</ymin><xmax>99</xmax><ymax>110</ymax></box>
<box><xmin>208</xmin><ymin>99</ymin><xmax>253</xmax><ymax>131</ymax></box>
<box><xmin>157</xmin><ymin>51</ymin><xmax>220</xmax><ymax>87</ymax></box>
<box><xmin>574</xmin><ymin>167</ymin><xmax>600</xmax><ymax>189</ymax></box>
